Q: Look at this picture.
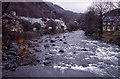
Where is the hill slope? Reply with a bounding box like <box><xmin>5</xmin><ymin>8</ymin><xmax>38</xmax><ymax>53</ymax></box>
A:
<box><xmin>2</xmin><ymin>2</ymin><xmax>83</xmax><ymax>22</ymax></box>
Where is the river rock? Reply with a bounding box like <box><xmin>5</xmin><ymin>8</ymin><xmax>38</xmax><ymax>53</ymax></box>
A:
<box><xmin>63</xmin><ymin>36</ymin><xmax>66</xmax><ymax>38</ymax></box>
<box><xmin>52</xmin><ymin>44</ymin><xmax>56</xmax><ymax>46</ymax></box>
<box><xmin>63</xmin><ymin>42</ymin><xmax>67</xmax><ymax>44</ymax></box>
<box><xmin>82</xmin><ymin>63</ymin><xmax>89</xmax><ymax>67</ymax></box>
<box><xmin>34</xmin><ymin>48</ymin><xmax>40</xmax><ymax>52</ymax></box>
<box><xmin>59</xmin><ymin>50</ymin><xmax>64</xmax><ymax>53</ymax></box>
<box><xmin>50</xmin><ymin>40</ymin><xmax>55</xmax><ymax>43</ymax></box>
<box><xmin>43</xmin><ymin>61</ymin><xmax>52</xmax><ymax>66</ymax></box>
<box><xmin>60</xmin><ymin>39</ymin><xmax>63</xmax><ymax>41</ymax></box>
<box><xmin>35</xmin><ymin>44</ymin><xmax>40</xmax><ymax>47</ymax></box>
<box><xmin>82</xmin><ymin>49</ymin><xmax>88</xmax><ymax>51</ymax></box>
<box><xmin>45</xmin><ymin>40</ymin><xmax>48</xmax><ymax>42</ymax></box>
<box><xmin>44</xmin><ymin>45</ymin><xmax>50</xmax><ymax>48</ymax></box>
<box><xmin>45</xmin><ymin>57</ymin><xmax>53</xmax><ymax>60</ymax></box>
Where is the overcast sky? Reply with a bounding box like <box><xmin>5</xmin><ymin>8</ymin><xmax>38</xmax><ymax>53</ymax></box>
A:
<box><xmin>2</xmin><ymin>0</ymin><xmax>119</xmax><ymax>13</ymax></box>
<box><xmin>44</xmin><ymin>0</ymin><xmax>119</xmax><ymax>13</ymax></box>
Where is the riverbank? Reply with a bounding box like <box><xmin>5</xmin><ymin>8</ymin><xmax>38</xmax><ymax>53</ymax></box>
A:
<box><xmin>91</xmin><ymin>31</ymin><xmax>120</xmax><ymax>47</ymax></box>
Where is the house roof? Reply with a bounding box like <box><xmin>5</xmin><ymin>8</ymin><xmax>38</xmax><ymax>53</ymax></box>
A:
<box><xmin>103</xmin><ymin>16</ymin><xmax>120</xmax><ymax>22</ymax></box>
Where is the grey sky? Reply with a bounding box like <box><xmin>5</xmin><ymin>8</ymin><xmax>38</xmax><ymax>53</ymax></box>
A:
<box><xmin>1</xmin><ymin>0</ymin><xmax>119</xmax><ymax>13</ymax></box>
<box><xmin>44</xmin><ymin>0</ymin><xmax>119</xmax><ymax>13</ymax></box>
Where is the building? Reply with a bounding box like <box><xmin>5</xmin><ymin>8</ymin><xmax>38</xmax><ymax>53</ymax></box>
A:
<box><xmin>103</xmin><ymin>9</ymin><xmax>120</xmax><ymax>31</ymax></box>
<box><xmin>103</xmin><ymin>16</ymin><xmax>120</xmax><ymax>31</ymax></box>
<box><xmin>10</xmin><ymin>11</ymin><xmax>16</xmax><ymax>16</ymax></box>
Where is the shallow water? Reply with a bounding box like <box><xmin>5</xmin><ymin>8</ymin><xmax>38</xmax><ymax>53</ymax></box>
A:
<box><xmin>3</xmin><ymin>31</ymin><xmax>120</xmax><ymax>77</ymax></box>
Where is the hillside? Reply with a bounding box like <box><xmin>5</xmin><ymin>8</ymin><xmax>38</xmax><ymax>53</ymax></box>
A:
<box><xmin>2</xmin><ymin>2</ymin><xmax>83</xmax><ymax>22</ymax></box>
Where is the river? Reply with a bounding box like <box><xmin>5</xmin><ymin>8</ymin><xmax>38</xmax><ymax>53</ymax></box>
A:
<box><xmin>3</xmin><ymin>31</ymin><xmax>120</xmax><ymax>77</ymax></box>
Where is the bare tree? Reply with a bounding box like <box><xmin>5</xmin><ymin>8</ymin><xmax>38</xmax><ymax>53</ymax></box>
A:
<box><xmin>92</xmin><ymin>0</ymin><xmax>117</xmax><ymax>37</ymax></box>
<box><xmin>2</xmin><ymin>2</ymin><xmax>11</xmax><ymax>14</ymax></box>
<box><xmin>84</xmin><ymin>8</ymin><xmax>99</xmax><ymax>36</ymax></box>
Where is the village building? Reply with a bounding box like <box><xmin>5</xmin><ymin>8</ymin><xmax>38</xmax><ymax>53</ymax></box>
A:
<box><xmin>103</xmin><ymin>16</ymin><xmax>120</xmax><ymax>31</ymax></box>
<box><xmin>55</xmin><ymin>19</ymin><xmax>67</xmax><ymax>30</ymax></box>
<box><xmin>10</xmin><ymin>11</ymin><xmax>17</xmax><ymax>16</ymax></box>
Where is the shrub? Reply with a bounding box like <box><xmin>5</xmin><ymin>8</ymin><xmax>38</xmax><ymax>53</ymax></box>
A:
<box><xmin>32</xmin><ymin>22</ymin><xmax>41</xmax><ymax>31</ymax></box>
<box><xmin>21</xmin><ymin>20</ymin><xmax>33</xmax><ymax>31</ymax></box>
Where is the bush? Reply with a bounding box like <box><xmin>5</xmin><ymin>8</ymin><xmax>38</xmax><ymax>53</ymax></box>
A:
<box><xmin>32</xmin><ymin>22</ymin><xmax>41</xmax><ymax>31</ymax></box>
<box><xmin>22</xmin><ymin>20</ymin><xmax>33</xmax><ymax>31</ymax></box>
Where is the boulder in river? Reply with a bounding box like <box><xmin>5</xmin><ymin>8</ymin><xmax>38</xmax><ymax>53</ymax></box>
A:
<box><xmin>82</xmin><ymin>49</ymin><xmax>88</xmax><ymax>51</ymax></box>
<box><xmin>50</xmin><ymin>40</ymin><xmax>56</xmax><ymax>43</ymax></box>
<box><xmin>59</xmin><ymin>49</ymin><xmax>64</xmax><ymax>53</ymax></box>
<box><xmin>43</xmin><ymin>61</ymin><xmax>52</xmax><ymax>66</ymax></box>
<box><xmin>63</xmin><ymin>42</ymin><xmax>67</xmax><ymax>44</ymax></box>
<box><xmin>59</xmin><ymin>39</ymin><xmax>63</xmax><ymax>41</ymax></box>
<box><xmin>44</xmin><ymin>45</ymin><xmax>50</xmax><ymax>48</ymax></box>
<box><xmin>52</xmin><ymin>44</ymin><xmax>56</xmax><ymax>46</ymax></box>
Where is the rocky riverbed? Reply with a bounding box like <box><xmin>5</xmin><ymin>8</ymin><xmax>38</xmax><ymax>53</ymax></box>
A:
<box><xmin>2</xmin><ymin>31</ymin><xmax>120</xmax><ymax>77</ymax></box>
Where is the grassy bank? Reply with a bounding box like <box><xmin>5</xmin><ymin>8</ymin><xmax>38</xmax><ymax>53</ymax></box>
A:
<box><xmin>101</xmin><ymin>31</ymin><xmax>120</xmax><ymax>42</ymax></box>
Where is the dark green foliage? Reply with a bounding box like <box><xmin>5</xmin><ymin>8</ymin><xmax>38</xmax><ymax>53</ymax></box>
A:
<box><xmin>32</xmin><ymin>22</ymin><xmax>41</xmax><ymax>31</ymax></box>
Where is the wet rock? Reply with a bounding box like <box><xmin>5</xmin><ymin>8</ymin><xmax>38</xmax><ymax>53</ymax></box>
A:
<box><xmin>55</xmin><ymin>36</ymin><xmax>59</xmax><ymax>39</ymax></box>
<box><xmin>45</xmin><ymin>53</ymin><xmax>48</xmax><ymax>55</ymax></box>
<box><xmin>36</xmin><ymin>60</ymin><xmax>40</xmax><ymax>63</ymax></box>
<box><xmin>2</xmin><ymin>57</ymin><xmax>8</xmax><ymax>61</ymax></box>
<box><xmin>99</xmin><ymin>65</ymin><xmax>104</xmax><ymax>69</ymax></box>
<box><xmin>5</xmin><ymin>65</ymin><xmax>10</xmax><ymax>70</ymax></box>
<box><xmin>7</xmin><ymin>44</ymin><xmax>13</xmax><ymax>50</ymax></box>
<box><xmin>9</xmin><ymin>48</ymin><xmax>17</xmax><ymax>52</ymax></box>
<box><xmin>8</xmin><ymin>51</ymin><xmax>17</xmax><ymax>56</ymax></box>
<box><xmin>59</xmin><ymin>39</ymin><xmax>63</xmax><ymax>41</ymax></box>
<box><xmin>82</xmin><ymin>63</ymin><xmax>89</xmax><ymax>67</ymax></box>
<box><xmin>52</xmin><ymin>44</ymin><xmax>56</xmax><ymax>46</ymax></box>
<box><xmin>7</xmin><ymin>55</ymin><xmax>13</xmax><ymax>60</ymax></box>
<box><xmin>49</xmin><ymin>53</ymin><xmax>53</xmax><ymax>54</ymax></box>
<box><xmin>2</xmin><ymin>53</ymin><xmax>7</xmax><ymax>57</ymax></box>
<box><xmin>45</xmin><ymin>40</ymin><xmax>48</xmax><ymax>42</ymax></box>
<box><xmin>43</xmin><ymin>61</ymin><xmax>52</xmax><ymax>66</ymax></box>
<box><xmin>35</xmin><ymin>44</ymin><xmax>40</xmax><ymax>47</ymax></box>
<box><xmin>63</xmin><ymin>42</ymin><xmax>67</xmax><ymax>44</ymax></box>
<box><xmin>45</xmin><ymin>57</ymin><xmax>53</xmax><ymax>60</ymax></box>
<box><xmin>34</xmin><ymin>48</ymin><xmax>40</xmax><ymax>52</ymax></box>
<box><xmin>44</xmin><ymin>45</ymin><xmax>50</xmax><ymax>48</ymax></box>
<box><xmin>73</xmin><ymin>52</ymin><xmax>76</xmax><ymax>54</ymax></box>
<box><xmin>63</xmin><ymin>36</ymin><xmax>66</xmax><ymax>38</ymax></box>
<box><xmin>50</xmin><ymin>40</ymin><xmax>55</xmax><ymax>43</ymax></box>
<box><xmin>82</xmin><ymin>49</ymin><xmax>88</xmax><ymax>51</ymax></box>
<box><xmin>59</xmin><ymin>50</ymin><xmax>64</xmax><ymax>53</ymax></box>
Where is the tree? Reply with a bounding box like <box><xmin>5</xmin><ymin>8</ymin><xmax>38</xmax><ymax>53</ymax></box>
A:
<box><xmin>2</xmin><ymin>2</ymin><xmax>11</xmax><ymax>14</ymax></box>
<box><xmin>84</xmin><ymin>8</ymin><xmax>99</xmax><ymax>36</ymax></box>
<box><xmin>91</xmin><ymin>0</ymin><xmax>117</xmax><ymax>37</ymax></box>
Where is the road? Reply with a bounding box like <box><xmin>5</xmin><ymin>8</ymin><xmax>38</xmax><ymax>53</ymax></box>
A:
<box><xmin>3</xmin><ymin>31</ymin><xmax>120</xmax><ymax>77</ymax></box>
